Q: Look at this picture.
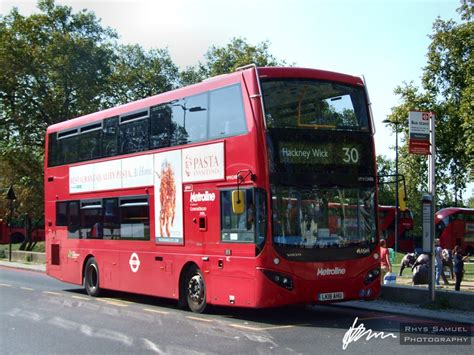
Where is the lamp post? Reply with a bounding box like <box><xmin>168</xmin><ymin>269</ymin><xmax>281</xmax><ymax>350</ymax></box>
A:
<box><xmin>383</xmin><ymin>119</ymin><xmax>400</xmax><ymax>253</ymax></box>
<box><xmin>6</xmin><ymin>185</ymin><xmax>16</xmax><ymax>262</ymax></box>
<box><xmin>171</xmin><ymin>102</ymin><xmax>206</xmax><ymax>143</ymax></box>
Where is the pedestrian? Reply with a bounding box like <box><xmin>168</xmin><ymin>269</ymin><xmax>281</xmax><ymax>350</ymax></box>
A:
<box><xmin>434</xmin><ymin>239</ymin><xmax>449</xmax><ymax>286</ymax></box>
<box><xmin>453</xmin><ymin>245</ymin><xmax>469</xmax><ymax>291</ymax></box>
<box><xmin>380</xmin><ymin>239</ymin><xmax>392</xmax><ymax>280</ymax></box>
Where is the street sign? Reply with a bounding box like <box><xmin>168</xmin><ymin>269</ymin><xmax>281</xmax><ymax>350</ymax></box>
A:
<box><xmin>409</xmin><ymin>111</ymin><xmax>433</xmax><ymax>155</ymax></box>
<box><xmin>409</xmin><ymin>139</ymin><xmax>431</xmax><ymax>155</ymax></box>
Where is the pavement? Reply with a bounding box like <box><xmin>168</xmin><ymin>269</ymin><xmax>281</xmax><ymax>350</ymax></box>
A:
<box><xmin>1</xmin><ymin>259</ymin><xmax>474</xmax><ymax>325</ymax></box>
<box><xmin>337</xmin><ymin>299</ymin><xmax>474</xmax><ymax>325</ymax></box>
<box><xmin>0</xmin><ymin>259</ymin><xmax>46</xmax><ymax>272</ymax></box>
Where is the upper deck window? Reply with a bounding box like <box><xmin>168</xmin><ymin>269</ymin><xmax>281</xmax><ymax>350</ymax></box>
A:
<box><xmin>261</xmin><ymin>79</ymin><xmax>369</xmax><ymax>131</ymax></box>
<box><xmin>47</xmin><ymin>83</ymin><xmax>247</xmax><ymax>167</ymax></box>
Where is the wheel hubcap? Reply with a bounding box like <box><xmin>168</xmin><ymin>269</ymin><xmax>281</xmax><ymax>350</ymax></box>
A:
<box><xmin>188</xmin><ymin>274</ymin><xmax>204</xmax><ymax>304</ymax></box>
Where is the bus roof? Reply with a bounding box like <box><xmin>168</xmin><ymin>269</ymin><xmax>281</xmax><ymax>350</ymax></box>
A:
<box><xmin>378</xmin><ymin>205</ymin><xmax>412</xmax><ymax>211</ymax></box>
<box><xmin>257</xmin><ymin>67</ymin><xmax>365</xmax><ymax>86</ymax></box>
<box><xmin>46</xmin><ymin>66</ymin><xmax>365</xmax><ymax>134</ymax></box>
<box><xmin>435</xmin><ymin>207</ymin><xmax>474</xmax><ymax>220</ymax></box>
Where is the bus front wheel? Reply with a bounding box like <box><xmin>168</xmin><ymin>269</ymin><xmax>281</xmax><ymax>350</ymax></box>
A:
<box><xmin>186</xmin><ymin>267</ymin><xmax>207</xmax><ymax>313</ymax></box>
<box><xmin>84</xmin><ymin>258</ymin><xmax>101</xmax><ymax>297</ymax></box>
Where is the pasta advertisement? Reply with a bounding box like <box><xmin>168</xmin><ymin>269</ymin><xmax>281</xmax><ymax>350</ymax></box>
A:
<box><xmin>154</xmin><ymin>150</ymin><xmax>183</xmax><ymax>244</ymax></box>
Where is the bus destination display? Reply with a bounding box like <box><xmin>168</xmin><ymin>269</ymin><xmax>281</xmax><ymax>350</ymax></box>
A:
<box><xmin>278</xmin><ymin>141</ymin><xmax>362</xmax><ymax>166</ymax></box>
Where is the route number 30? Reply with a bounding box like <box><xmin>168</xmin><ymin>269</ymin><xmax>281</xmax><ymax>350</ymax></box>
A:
<box><xmin>342</xmin><ymin>147</ymin><xmax>359</xmax><ymax>163</ymax></box>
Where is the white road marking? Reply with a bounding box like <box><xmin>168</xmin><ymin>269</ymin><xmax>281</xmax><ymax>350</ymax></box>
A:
<box><xmin>142</xmin><ymin>338</ymin><xmax>165</xmax><ymax>354</ymax></box>
<box><xmin>144</xmin><ymin>308</ymin><xmax>170</xmax><ymax>315</ymax></box>
<box><xmin>186</xmin><ymin>316</ymin><xmax>213</xmax><ymax>323</ymax></box>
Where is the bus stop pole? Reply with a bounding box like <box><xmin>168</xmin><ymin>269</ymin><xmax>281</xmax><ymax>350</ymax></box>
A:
<box><xmin>423</xmin><ymin>195</ymin><xmax>434</xmax><ymax>302</ymax></box>
<box><xmin>428</xmin><ymin>114</ymin><xmax>436</xmax><ymax>302</ymax></box>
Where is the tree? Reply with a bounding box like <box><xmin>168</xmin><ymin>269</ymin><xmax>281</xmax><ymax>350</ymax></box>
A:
<box><xmin>0</xmin><ymin>1</ymin><xmax>183</xmax><ymax>224</ymax></box>
<box><xmin>105</xmin><ymin>44</ymin><xmax>180</xmax><ymax>106</ymax></box>
<box><xmin>423</xmin><ymin>2</ymin><xmax>473</xmax><ymax>204</ymax></box>
<box><xmin>386</xmin><ymin>2</ymin><xmax>473</xmax><ymax>210</ymax></box>
<box><xmin>0</xmin><ymin>0</ymin><xmax>118</xmax><ymax>223</ymax></box>
<box><xmin>376</xmin><ymin>155</ymin><xmax>396</xmax><ymax>206</ymax></box>
<box><xmin>180</xmin><ymin>37</ymin><xmax>287</xmax><ymax>85</ymax></box>
<box><xmin>0</xmin><ymin>0</ymin><xmax>117</xmax><ymax>149</ymax></box>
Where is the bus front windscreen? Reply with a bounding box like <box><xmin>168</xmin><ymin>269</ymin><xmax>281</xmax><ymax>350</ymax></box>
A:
<box><xmin>262</xmin><ymin>79</ymin><xmax>369</xmax><ymax>131</ymax></box>
<box><xmin>272</xmin><ymin>185</ymin><xmax>376</xmax><ymax>249</ymax></box>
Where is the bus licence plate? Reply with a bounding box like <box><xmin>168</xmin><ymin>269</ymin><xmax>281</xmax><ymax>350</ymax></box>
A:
<box><xmin>318</xmin><ymin>292</ymin><xmax>344</xmax><ymax>301</ymax></box>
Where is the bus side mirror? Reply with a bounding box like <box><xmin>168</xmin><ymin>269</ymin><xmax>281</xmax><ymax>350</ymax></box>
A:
<box><xmin>232</xmin><ymin>190</ymin><xmax>245</xmax><ymax>215</ymax></box>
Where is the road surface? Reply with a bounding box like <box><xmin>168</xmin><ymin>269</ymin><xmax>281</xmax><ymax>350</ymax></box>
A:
<box><xmin>0</xmin><ymin>266</ymin><xmax>472</xmax><ymax>354</ymax></box>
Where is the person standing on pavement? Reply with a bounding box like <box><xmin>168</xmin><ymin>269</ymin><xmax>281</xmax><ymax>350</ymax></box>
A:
<box><xmin>434</xmin><ymin>239</ymin><xmax>448</xmax><ymax>286</ymax></box>
<box><xmin>453</xmin><ymin>245</ymin><xmax>469</xmax><ymax>291</ymax></box>
<box><xmin>380</xmin><ymin>239</ymin><xmax>392</xmax><ymax>281</ymax></box>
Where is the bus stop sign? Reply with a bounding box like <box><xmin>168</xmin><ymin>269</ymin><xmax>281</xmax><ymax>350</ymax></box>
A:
<box><xmin>409</xmin><ymin>111</ymin><xmax>433</xmax><ymax>155</ymax></box>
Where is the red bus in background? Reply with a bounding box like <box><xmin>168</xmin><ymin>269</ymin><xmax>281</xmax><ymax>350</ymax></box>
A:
<box><xmin>436</xmin><ymin>208</ymin><xmax>474</xmax><ymax>255</ymax></box>
<box><xmin>44</xmin><ymin>65</ymin><xmax>380</xmax><ymax>313</ymax></box>
<box><xmin>378</xmin><ymin>206</ymin><xmax>414</xmax><ymax>253</ymax></box>
<box><xmin>0</xmin><ymin>219</ymin><xmax>45</xmax><ymax>244</ymax></box>
<box><xmin>0</xmin><ymin>220</ymin><xmax>24</xmax><ymax>243</ymax></box>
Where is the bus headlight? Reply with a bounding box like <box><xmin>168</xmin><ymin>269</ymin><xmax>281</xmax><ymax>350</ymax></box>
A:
<box><xmin>260</xmin><ymin>269</ymin><xmax>294</xmax><ymax>291</ymax></box>
<box><xmin>364</xmin><ymin>268</ymin><xmax>380</xmax><ymax>285</ymax></box>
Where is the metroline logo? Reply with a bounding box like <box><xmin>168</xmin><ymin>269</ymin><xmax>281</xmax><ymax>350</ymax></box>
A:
<box><xmin>317</xmin><ymin>267</ymin><xmax>346</xmax><ymax>276</ymax></box>
<box><xmin>190</xmin><ymin>191</ymin><xmax>216</xmax><ymax>203</ymax></box>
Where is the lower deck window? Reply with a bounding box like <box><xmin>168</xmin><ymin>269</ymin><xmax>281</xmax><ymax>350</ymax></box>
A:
<box><xmin>221</xmin><ymin>189</ymin><xmax>255</xmax><ymax>243</ymax></box>
<box><xmin>220</xmin><ymin>188</ymin><xmax>266</xmax><ymax>248</ymax></box>
<box><xmin>119</xmin><ymin>197</ymin><xmax>150</xmax><ymax>239</ymax></box>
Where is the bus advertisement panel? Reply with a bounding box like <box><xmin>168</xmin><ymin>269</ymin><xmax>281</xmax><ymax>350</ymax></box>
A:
<box><xmin>44</xmin><ymin>66</ymin><xmax>380</xmax><ymax>313</ymax></box>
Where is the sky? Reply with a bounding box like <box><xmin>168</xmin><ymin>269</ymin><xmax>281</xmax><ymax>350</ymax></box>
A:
<box><xmin>2</xmin><ymin>0</ymin><xmax>471</xmax><ymax>198</ymax></box>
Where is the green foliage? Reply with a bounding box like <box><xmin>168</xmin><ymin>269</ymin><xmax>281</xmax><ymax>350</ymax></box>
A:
<box><xmin>0</xmin><ymin>241</ymin><xmax>45</xmax><ymax>254</ymax></box>
<box><xmin>386</xmin><ymin>2</ymin><xmax>473</xmax><ymax>222</ymax></box>
<box><xmin>0</xmin><ymin>0</ymin><xmax>119</xmax><ymax>221</ymax></box>
<box><xmin>0</xmin><ymin>2</ymin><xmax>289</xmax><ymax>224</ymax></box>
<box><xmin>422</xmin><ymin>6</ymin><xmax>473</xmax><ymax>204</ymax></box>
<box><xmin>468</xmin><ymin>196</ymin><xmax>474</xmax><ymax>208</ymax></box>
<box><xmin>0</xmin><ymin>0</ymin><xmax>117</xmax><ymax>146</ymax></box>
<box><xmin>376</xmin><ymin>155</ymin><xmax>396</xmax><ymax>206</ymax></box>
<box><xmin>0</xmin><ymin>1</ymin><xmax>181</xmax><ymax>222</ymax></box>
<box><xmin>105</xmin><ymin>44</ymin><xmax>180</xmax><ymax>106</ymax></box>
<box><xmin>0</xmin><ymin>142</ymin><xmax>44</xmax><ymax>219</ymax></box>
<box><xmin>180</xmin><ymin>37</ymin><xmax>287</xmax><ymax>85</ymax></box>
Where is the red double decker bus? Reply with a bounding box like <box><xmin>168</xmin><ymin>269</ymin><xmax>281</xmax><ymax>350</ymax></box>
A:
<box><xmin>44</xmin><ymin>65</ymin><xmax>380</xmax><ymax>312</ymax></box>
<box><xmin>0</xmin><ymin>219</ymin><xmax>45</xmax><ymax>244</ymax></box>
<box><xmin>436</xmin><ymin>208</ymin><xmax>474</xmax><ymax>254</ymax></box>
<box><xmin>378</xmin><ymin>206</ymin><xmax>414</xmax><ymax>252</ymax></box>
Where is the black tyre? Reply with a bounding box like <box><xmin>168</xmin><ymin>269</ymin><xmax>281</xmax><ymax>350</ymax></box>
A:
<box><xmin>186</xmin><ymin>266</ymin><xmax>207</xmax><ymax>313</ymax></box>
<box><xmin>84</xmin><ymin>257</ymin><xmax>101</xmax><ymax>297</ymax></box>
<box><xmin>10</xmin><ymin>233</ymin><xmax>25</xmax><ymax>244</ymax></box>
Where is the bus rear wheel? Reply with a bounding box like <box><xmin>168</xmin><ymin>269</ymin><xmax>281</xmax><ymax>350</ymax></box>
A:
<box><xmin>186</xmin><ymin>267</ymin><xmax>207</xmax><ymax>313</ymax></box>
<box><xmin>84</xmin><ymin>258</ymin><xmax>101</xmax><ymax>297</ymax></box>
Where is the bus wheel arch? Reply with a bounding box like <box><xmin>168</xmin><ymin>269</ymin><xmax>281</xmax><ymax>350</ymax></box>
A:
<box><xmin>10</xmin><ymin>232</ymin><xmax>25</xmax><ymax>244</ymax></box>
<box><xmin>83</xmin><ymin>255</ymin><xmax>101</xmax><ymax>297</ymax></box>
<box><xmin>179</xmin><ymin>262</ymin><xmax>208</xmax><ymax>313</ymax></box>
